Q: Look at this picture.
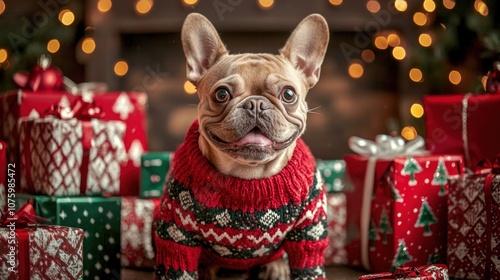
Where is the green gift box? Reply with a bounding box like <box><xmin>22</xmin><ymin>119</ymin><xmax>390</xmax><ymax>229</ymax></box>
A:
<box><xmin>316</xmin><ymin>159</ymin><xmax>346</xmax><ymax>193</ymax></box>
<box><xmin>140</xmin><ymin>152</ymin><xmax>173</xmax><ymax>197</ymax></box>
<box><xmin>17</xmin><ymin>195</ymin><xmax>121</xmax><ymax>280</ymax></box>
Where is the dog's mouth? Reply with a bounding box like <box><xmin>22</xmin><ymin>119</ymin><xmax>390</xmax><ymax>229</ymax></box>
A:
<box><xmin>209</xmin><ymin>127</ymin><xmax>297</xmax><ymax>151</ymax></box>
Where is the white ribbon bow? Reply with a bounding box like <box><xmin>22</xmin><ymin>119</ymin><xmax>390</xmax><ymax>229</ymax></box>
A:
<box><xmin>349</xmin><ymin>134</ymin><xmax>426</xmax><ymax>158</ymax></box>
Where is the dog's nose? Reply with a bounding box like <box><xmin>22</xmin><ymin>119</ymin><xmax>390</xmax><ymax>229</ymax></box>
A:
<box><xmin>242</xmin><ymin>98</ymin><xmax>270</xmax><ymax>117</ymax></box>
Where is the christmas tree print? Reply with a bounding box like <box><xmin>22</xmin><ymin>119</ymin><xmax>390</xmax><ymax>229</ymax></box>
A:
<box><xmin>368</xmin><ymin>219</ymin><xmax>380</xmax><ymax>251</ymax></box>
<box><xmin>391</xmin><ymin>239</ymin><xmax>413</xmax><ymax>271</ymax></box>
<box><xmin>414</xmin><ymin>200</ymin><xmax>438</xmax><ymax>236</ymax></box>
<box><xmin>387</xmin><ymin>178</ymin><xmax>403</xmax><ymax>202</ymax></box>
<box><xmin>431</xmin><ymin>158</ymin><xmax>448</xmax><ymax>196</ymax></box>
<box><xmin>378</xmin><ymin>208</ymin><xmax>393</xmax><ymax>244</ymax></box>
<box><xmin>427</xmin><ymin>252</ymin><xmax>441</xmax><ymax>264</ymax></box>
<box><xmin>401</xmin><ymin>157</ymin><xmax>422</xmax><ymax>186</ymax></box>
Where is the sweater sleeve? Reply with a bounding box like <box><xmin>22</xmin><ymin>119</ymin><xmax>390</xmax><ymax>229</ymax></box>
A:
<box><xmin>283</xmin><ymin>170</ymin><xmax>329</xmax><ymax>280</ymax></box>
<box><xmin>154</xmin><ymin>177</ymin><xmax>202</xmax><ymax>280</ymax></box>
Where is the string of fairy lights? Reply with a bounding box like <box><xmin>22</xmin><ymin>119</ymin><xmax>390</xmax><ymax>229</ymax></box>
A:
<box><xmin>0</xmin><ymin>0</ymin><xmax>493</xmax><ymax>140</ymax></box>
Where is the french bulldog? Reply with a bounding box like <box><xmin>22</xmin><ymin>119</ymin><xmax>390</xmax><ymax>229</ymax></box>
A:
<box><xmin>154</xmin><ymin>13</ymin><xmax>330</xmax><ymax>280</ymax></box>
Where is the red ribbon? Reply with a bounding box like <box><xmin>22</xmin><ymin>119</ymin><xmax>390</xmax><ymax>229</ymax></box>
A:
<box><xmin>475</xmin><ymin>154</ymin><xmax>500</xmax><ymax>175</ymax></box>
<box><xmin>1</xmin><ymin>203</ymin><xmax>51</xmax><ymax>279</ymax></box>
<box><xmin>0</xmin><ymin>203</ymin><xmax>51</xmax><ymax>227</ymax></box>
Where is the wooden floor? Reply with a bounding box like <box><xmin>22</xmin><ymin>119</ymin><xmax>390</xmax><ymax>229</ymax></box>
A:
<box><xmin>122</xmin><ymin>266</ymin><xmax>368</xmax><ymax>280</ymax></box>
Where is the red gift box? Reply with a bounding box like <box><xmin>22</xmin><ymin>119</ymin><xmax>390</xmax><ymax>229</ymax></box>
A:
<box><xmin>447</xmin><ymin>158</ymin><xmax>500</xmax><ymax>279</ymax></box>
<box><xmin>19</xmin><ymin>98</ymin><xmax>128</xmax><ymax>196</ymax></box>
<box><xmin>121</xmin><ymin>196</ymin><xmax>161</xmax><ymax>268</ymax></box>
<box><xmin>0</xmin><ymin>141</ymin><xmax>6</xmax><ymax>214</ymax></box>
<box><xmin>0</xmin><ymin>90</ymin><xmax>148</xmax><ymax>196</ymax></box>
<box><xmin>324</xmin><ymin>192</ymin><xmax>347</xmax><ymax>266</ymax></box>
<box><xmin>0</xmin><ymin>205</ymin><xmax>84</xmax><ymax>279</ymax></box>
<box><xmin>344</xmin><ymin>137</ymin><xmax>464</xmax><ymax>272</ymax></box>
<box><xmin>423</xmin><ymin>93</ymin><xmax>500</xmax><ymax>170</ymax></box>
<box><xmin>359</xmin><ymin>264</ymin><xmax>448</xmax><ymax>279</ymax></box>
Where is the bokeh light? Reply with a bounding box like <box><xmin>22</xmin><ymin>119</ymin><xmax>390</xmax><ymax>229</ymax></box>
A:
<box><xmin>184</xmin><ymin>81</ymin><xmax>197</xmax><ymax>94</ymax></box>
<box><xmin>409</xmin><ymin>68</ymin><xmax>423</xmax><ymax>82</ymax></box>
<box><xmin>401</xmin><ymin>126</ymin><xmax>417</xmax><ymax>140</ymax></box>
<box><xmin>136</xmin><ymin>0</ymin><xmax>153</xmax><ymax>14</ymax></box>
<box><xmin>374</xmin><ymin>36</ymin><xmax>388</xmax><ymax>50</ymax></box>
<box><xmin>410</xmin><ymin>103</ymin><xmax>424</xmax><ymax>118</ymax></box>
<box><xmin>329</xmin><ymin>0</ymin><xmax>343</xmax><ymax>5</ymax></box>
<box><xmin>0</xmin><ymin>0</ymin><xmax>5</xmax><ymax>15</ymax></box>
<box><xmin>443</xmin><ymin>0</ymin><xmax>455</xmax><ymax>9</ymax></box>
<box><xmin>258</xmin><ymin>0</ymin><xmax>274</xmax><ymax>9</ymax></box>
<box><xmin>47</xmin><ymin>39</ymin><xmax>60</xmax><ymax>53</ymax></box>
<box><xmin>475</xmin><ymin>0</ymin><xmax>488</xmax><ymax>16</ymax></box>
<box><xmin>394</xmin><ymin>0</ymin><xmax>407</xmax><ymax>12</ymax></box>
<box><xmin>82</xmin><ymin>38</ymin><xmax>96</xmax><ymax>54</ymax></box>
<box><xmin>366</xmin><ymin>0</ymin><xmax>381</xmax><ymax>13</ymax></box>
<box><xmin>423</xmin><ymin>0</ymin><xmax>436</xmax><ymax>12</ymax></box>
<box><xmin>97</xmin><ymin>0</ymin><xmax>112</xmax><ymax>12</ymax></box>
<box><xmin>413</xmin><ymin>12</ymin><xmax>427</xmax><ymax>26</ymax></box>
<box><xmin>59</xmin><ymin>9</ymin><xmax>75</xmax><ymax>26</ymax></box>
<box><xmin>392</xmin><ymin>46</ymin><xmax>406</xmax><ymax>60</ymax></box>
<box><xmin>449</xmin><ymin>70</ymin><xmax>461</xmax><ymax>85</ymax></box>
<box><xmin>348</xmin><ymin>62</ymin><xmax>364</xmax><ymax>79</ymax></box>
<box><xmin>418</xmin><ymin>33</ymin><xmax>432</xmax><ymax>47</ymax></box>
<box><xmin>0</xmin><ymin>49</ymin><xmax>7</xmax><ymax>63</ymax></box>
<box><xmin>387</xmin><ymin>34</ymin><xmax>401</xmax><ymax>47</ymax></box>
<box><xmin>114</xmin><ymin>60</ymin><xmax>129</xmax><ymax>76</ymax></box>
<box><xmin>361</xmin><ymin>50</ymin><xmax>375</xmax><ymax>63</ymax></box>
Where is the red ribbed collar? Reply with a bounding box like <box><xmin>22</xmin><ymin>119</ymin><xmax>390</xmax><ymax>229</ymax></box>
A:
<box><xmin>172</xmin><ymin>120</ymin><xmax>316</xmax><ymax>211</ymax></box>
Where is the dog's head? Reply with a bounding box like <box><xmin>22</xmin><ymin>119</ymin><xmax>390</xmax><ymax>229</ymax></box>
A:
<box><xmin>181</xmin><ymin>13</ymin><xmax>329</xmax><ymax>179</ymax></box>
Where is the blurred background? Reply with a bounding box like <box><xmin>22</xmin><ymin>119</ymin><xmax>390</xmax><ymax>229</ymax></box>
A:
<box><xmin>0</xmin><ymin>0</ymin><xmax>498</xmax><ymax>159</ymax></box>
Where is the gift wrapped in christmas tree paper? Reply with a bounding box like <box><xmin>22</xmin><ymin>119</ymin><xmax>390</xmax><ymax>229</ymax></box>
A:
<box><xmin>358</xmin><ymin>264</ymin><xmax>448</xmax><ymax>279</ymax></box>
<box><xmin>344</xmin><ymin>135</ymin><xmax>464</xmax><ymax>272</ymax></box>
<box><xmin>0</xmin><ymin>204</ymin><xmax>84</xmax><ymax>280</ymax></box>
<box><xmin>0</xmin><ymin>56</ymin><xmax>148</xmax><ymax>196</ymax></box>
<box><xmin>316</xmin><ymin>159</ymin><xmax>345</xmax><ymax>193</ymax></box>
<box><xmin>16</xmin><ymin>195</ymin><xmax>121</xmax><ymax>280</ymax></box>
<box><xmin>19</xmin><ymin>97</ymin><xmax>128</xmax><ymax>196</ymax></box>
<box><xmin>447</xmin><ymin>156</ymin><xmax>500</xmax><ymax>279</ymax></box>
<box><xmin>140</xmin><ymin>152</ymin><xmax>174</xmax><ymax>197</ymax></box>
<box><xmin>121</xmin><ymin>196</ymin><xmax>161</xmax><ymax>268</ymax></box>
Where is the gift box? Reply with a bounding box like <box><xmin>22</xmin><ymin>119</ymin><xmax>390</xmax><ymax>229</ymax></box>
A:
<box><xmin>359</xmin><ymin>264</ymin><xmax>448</xmax><ymax>279</ymax></box>
<box><xmin>447</xmin><ymin>158</ymin><xmax>500</xmax><ymax>279</ymax></box>
<box><xmin>140</xmin><ymin>152</ymin><xmax>173</xmax><ymax>197</ymax></box>
<box><xmin>324</xmin><ymin>192</ymin><xmax>347</xmax><ymax>266</ymax></box>
<box><xmin>0</xmin><ymin>141</ymin><xmax>6</xmax><ymax>214</ymax></box>
<box><xmin>316</xmin><ymin>159</ymin><xmax>345</xmax><ymax>193</ymax></box>
<box><xmin>344</xmin><ymin>135</ymin><xmax>464</xmax><ymax>272</ymax></box>
<box><xmin>17</xmin><ymin>195</ymin><xmax>121</xmax><ymax>280</ymax></box>
<box><xmin>0</xmin><ymin>204</ymin><xmax>84</xmax><ymax>280</ymax></box>
<box><xmin>423</xmin><ymin>93</ymin><xmax>500</xmax><ymax>170</ymax></box>
<box><xmin>0</xmin><ymin>89</ymin><xmax>148</xmax><ymax>196</ymax></box>
<box><xmin>19</xmin><ymin>98</ymin><xmax>128</xmax><ymax>196</ymax></box>
<box><xmin>121</xmin><ymin>196</ymin><xmax>161</xmax><ymax>268</ymax></box>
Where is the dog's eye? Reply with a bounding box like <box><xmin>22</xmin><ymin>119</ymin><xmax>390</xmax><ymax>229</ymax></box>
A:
<box><xmin>214</xmin><ymin>88</ymin><xmax>231</xmax><ymax>103</ymax></box>
<box><xmin>280</xmin><ymin>88</ymin><xmax>297</xmax><ymax>104</ymax></box>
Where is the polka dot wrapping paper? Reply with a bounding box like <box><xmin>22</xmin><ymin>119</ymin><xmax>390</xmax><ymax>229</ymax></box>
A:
<box><xmin>16</xmin><ymin>195</ymin><xmax>121</xmax><ymax>280</ymax></box>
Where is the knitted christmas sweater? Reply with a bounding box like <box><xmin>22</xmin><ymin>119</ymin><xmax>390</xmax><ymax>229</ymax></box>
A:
<box><xmin>154</xmin><ymin>121</ymin><xmax>328</xmax><ymax>280</ymax></box>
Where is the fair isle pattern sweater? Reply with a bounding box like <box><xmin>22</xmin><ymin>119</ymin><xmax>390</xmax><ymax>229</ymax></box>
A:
<box><xmin>154</xmin><ymin>121</ymin><xmax>328</xmax><ymax>280</ymax></box>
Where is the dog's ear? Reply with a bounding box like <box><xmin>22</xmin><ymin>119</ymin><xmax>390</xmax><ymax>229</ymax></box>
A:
<box><xmin>181</xmin><ymin>13</ymin><xmax>228</xmax><ymax>85</ymax></box>
<box><xmin>280</xmin><ymin>14</ymin><xmax>329</xmax><ymax>88</ymax></box>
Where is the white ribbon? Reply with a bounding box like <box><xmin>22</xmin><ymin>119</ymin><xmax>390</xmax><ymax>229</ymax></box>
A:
<box><xmin>461</xmin><ymin>94</ymin><xmax>473</xmax><ymax>168</ymax></box>
<box><xmin>348</xmin><ymin>134</ymin><xmax>427</xmax><ymax>271</ymax></box>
